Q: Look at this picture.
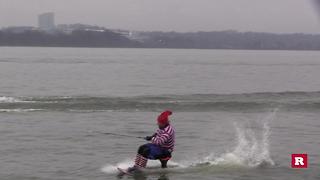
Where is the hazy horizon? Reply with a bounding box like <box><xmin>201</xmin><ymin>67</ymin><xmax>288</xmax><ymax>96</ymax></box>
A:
<box><xmin>0</xmin><ymin>0</ymin><xmax>319</xmax><ymax>33</ymax></box>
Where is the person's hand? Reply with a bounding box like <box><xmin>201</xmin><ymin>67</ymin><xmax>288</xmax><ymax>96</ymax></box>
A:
<box><xmin>145</xmin><ymin>136</ymin><xmax>153</xmax><ymax>141</ymax></box>
<box><xmin>145</xmin><ymin>133</ymin><xmax>157</xmax><ymax>141</ymax></box>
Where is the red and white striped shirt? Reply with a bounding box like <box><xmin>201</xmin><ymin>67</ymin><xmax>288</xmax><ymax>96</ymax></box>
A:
<box><xmin>151</xmin><ymin>124</ymin><xmax>175</xmax><ymax>152</ymax></box>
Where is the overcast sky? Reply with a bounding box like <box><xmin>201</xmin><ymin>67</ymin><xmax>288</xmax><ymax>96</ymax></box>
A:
<box><xmin>0</xmin><ymin>0</ymin><xmax>319</xmax><ymax>33</ymax></box>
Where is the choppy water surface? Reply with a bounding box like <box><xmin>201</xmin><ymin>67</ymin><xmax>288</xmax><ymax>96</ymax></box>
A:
<box><xmin>0</xmin><ymin>47</ymin><xmax>319</xmax><ymax>180</ymax></box>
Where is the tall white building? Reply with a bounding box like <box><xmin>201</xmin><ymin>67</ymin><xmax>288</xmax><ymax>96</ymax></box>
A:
<box><xmin>38</xmin><ymin>12</ymin><xmax>55</xmax><ymax>31</ymax></box>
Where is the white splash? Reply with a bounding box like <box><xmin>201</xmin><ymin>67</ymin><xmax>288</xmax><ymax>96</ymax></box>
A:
<box><xmin>0</xmin><ymin>96</ymin><xmax>35</xmax><ymax>103</ymax></box>
<box><xmin>101</xmin><ymin>159</ymin><xmax>134</xmax><ymax>174</ymax></box>
<box><xmin>200</xmin><ymin>110</ymin><xmax>277</xmax><ymax>168</ymax></box>
<box><xmin>0</xmin><ymin>96</ymin><xmax>21</xmax><ymax>103</ymax></box>
<box><xmin>0</xmin><ymin>109</ymin><xmax>43</xmax><ymax>112</ymax></box>
<box><xmin>209</xmin><ymin>122</ymin><xmax>274</xmax><ymax>167</ymax></box>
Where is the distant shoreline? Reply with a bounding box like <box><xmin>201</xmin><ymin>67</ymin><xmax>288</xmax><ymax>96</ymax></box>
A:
<box><xmin>1</xmin><ymin>45</ymin><xmax>320</xmax><ymax>52</ymax></box>
<box><xmin>1</xmin><ymin>30</ymin><xmax>320</xmax><ymax>51</ymax></box>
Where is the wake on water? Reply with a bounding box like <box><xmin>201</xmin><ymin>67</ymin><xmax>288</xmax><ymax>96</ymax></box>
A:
<box><xmin>101</xmin><ymin>111</ymin><xmax>276</xmax><ymax>174</ymax></box>
<box><xmin>2</xmin><ymin>92</ymin><xmax>320</xmax><ymax>112</ymax></box>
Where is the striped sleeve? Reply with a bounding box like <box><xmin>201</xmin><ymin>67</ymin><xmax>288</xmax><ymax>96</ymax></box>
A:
<box><xmin>151</xmin><ymin>132</ymin><xmax>170</xmax><ymax>146</ymax></box>
<box><xmin>151</xmin><ymin>125</ymin><xmax>173</xmax><ymax>146</ymax></box>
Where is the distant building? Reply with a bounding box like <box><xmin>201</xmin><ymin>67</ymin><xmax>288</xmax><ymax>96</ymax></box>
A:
<box><xmin>56</xmin><ymin>23</ymin><xmax>106</xmax><ymax>34</ymax></box>
<box><xmin>38</xmin><ymin>12</ymin><xmax>55</xmax><ymax>31</ymax></box>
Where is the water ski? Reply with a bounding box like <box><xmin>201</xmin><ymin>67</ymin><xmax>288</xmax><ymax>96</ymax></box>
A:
<box><xmin>117</xmin><ymin>167</ymin><xmax>133</xmax><ymax>176</ymax></box>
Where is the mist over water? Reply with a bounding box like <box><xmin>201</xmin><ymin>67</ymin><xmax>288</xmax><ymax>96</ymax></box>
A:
<box><xmin>0</xmin><ymin>47</ymin><xmax>319</xmax><ymax>180</ymax></box>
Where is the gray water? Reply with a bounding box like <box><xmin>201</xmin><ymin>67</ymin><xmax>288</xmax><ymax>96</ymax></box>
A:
<box><xmin>0</xmin><ymin>47</ymin><xmax>319</xmax><ymax>180</ymax></box>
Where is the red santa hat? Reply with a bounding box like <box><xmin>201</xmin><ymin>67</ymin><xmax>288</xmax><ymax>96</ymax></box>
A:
<box><xmin>157</xmin><ymin>110</ymin><xmax>172</xmax><ymax>124</ymax></box>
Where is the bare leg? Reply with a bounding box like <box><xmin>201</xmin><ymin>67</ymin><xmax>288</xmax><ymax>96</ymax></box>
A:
<box><xmin>160</xmin><ymin>160</ymin><xmax>168</xmax><ymax>168</ymax></box>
